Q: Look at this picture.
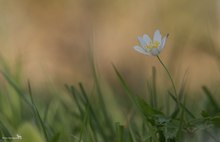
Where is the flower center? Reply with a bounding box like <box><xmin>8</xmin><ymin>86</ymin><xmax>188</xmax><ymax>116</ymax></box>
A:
<box><xmin>146</xmin><ymin>41</ymin><xmax>160</xmax><ymax>49</ymax></box>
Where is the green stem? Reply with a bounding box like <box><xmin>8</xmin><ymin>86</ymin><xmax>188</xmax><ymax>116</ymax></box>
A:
<box><xmin>157</xmin><ymin>55</ymin><xmax>182</xmax><ymax>141</ymax></box>
<box><xmin>156</xmin><ymin>56</ymin><xmax>177</xmax><ymax>97</ymax></box>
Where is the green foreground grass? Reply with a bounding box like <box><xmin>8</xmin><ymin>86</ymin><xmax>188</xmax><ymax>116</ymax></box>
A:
<box><xmin>0</xmin><ymin>58</ymin><xmax>219</xmax><ymax>142</ymax></box>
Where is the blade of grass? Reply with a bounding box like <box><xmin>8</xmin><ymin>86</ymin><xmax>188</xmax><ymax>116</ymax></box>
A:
<box><xmin>128</xmin><ymin>127</ymin><xmax>137</xmax><ymax>142</ymax></box>
<box><xmin>202</xmin><ymin>86</ymin><xmax>220</xmax><ymax>111</ymax></box>
<box><xmin>0</xmin><ymin>121</ymin><xmax>12</xmax><ymax>139</ymax></box>
<box><xmin>115</xmin><ymin>122</ymin><xmax>124</xmax><ymax>142</ymax></box>
<box><xmin>178</xmin><ymin>69</ymin><xmax>189</xmax><ymax>102</ymax></box>
<box><xmin>66</xmin><ymin>85</ymin><xmax>85</xmax><ymax>117</ymax></box>
<box><xmin>152</xmin><ymin>66</ymin><xmax>157</xmax><ymax>108</ymax></box>
<box><xmin>169</xmin><ymin>92</ymin><xmax>195</xmax><ymax>119</ymax></box>
<box><xmin>113</xmin><ymin>64</ymin><xmax>164</xmax><ymax>124</ymax></box>
<box><xmin>89</xmin><ymin>47</ymin><xmax>114</xmax><ymax>135</ymax></box>
<box><xmin>1</xmin><ymin>71</ymin><xmax>32</xmax><ymax>108</ymax></box>
<box><xmin>28</xmin><ymin>81</ymin><xmax>49</xmax><ymax>142</ymax></box>
<box><xmin>66</xmin><ymin>84</ymin><xmax>100</xmax><ymax>141</ymax></box>
<box><xmin>78</xmin><ymin>83</ymin><xmax>108</xmax><ymax>141</ymax></box>
<box><xmin>176</xmin><ymin>98</ymin><xmax>185</xmax><ymax>141</ymax></box>
<box><xmin>79</xmin><ymin>105</ymin><xmax>89</xmax><ymax>142</ymax></box>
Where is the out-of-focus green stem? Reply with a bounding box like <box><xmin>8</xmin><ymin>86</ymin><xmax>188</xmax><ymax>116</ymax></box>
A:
<box><xmin>156</xmin><ymin>56</ymin><xmax>178</xmax><ymax>97</ymax></box>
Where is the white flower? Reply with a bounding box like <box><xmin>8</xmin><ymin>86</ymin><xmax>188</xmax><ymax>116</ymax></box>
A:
<box><xmin>134</xmin><ymin>29</ymin><xmax>168</xmax><ymax>56</ymax></box>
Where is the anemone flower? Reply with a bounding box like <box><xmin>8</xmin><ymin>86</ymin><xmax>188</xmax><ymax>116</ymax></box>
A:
<box><xmin>134</xmin><ymin>30</ymin><xmax>168</xmax><ymax>56</ymax></box>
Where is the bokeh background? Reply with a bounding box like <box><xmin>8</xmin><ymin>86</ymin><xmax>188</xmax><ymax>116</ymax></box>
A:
<box><xmin>0</xmin><ymin>0</ymin><xmax>220</xmax><ymax>95</ymax></box>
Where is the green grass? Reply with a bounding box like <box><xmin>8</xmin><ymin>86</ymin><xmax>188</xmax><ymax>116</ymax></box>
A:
<box><xmin>0</xmin><ymin>56</ymin><xmax>219</xmax><ymax>142</ymax></box>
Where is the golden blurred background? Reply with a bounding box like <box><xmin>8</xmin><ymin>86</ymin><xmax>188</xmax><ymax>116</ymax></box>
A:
<box><xmin>0</xmin><ymin>0</ymin><xmax>220</xmax><ymax>93</ymax></box>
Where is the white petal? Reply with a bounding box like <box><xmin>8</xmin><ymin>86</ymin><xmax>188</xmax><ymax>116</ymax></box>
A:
<box><xmin>151</xmin><ymin>48</ymin><xmax>160</xmax><ymax>56</ymax></box>
<box><xmin>133</xmin><ymin>46</ymin><xmax>152</xmax><ymax>56</ymax></box>
<box><xmin>158</xmin><ymin>36</ymin><xmax>167</xmax><ymax>51</ymax></box>
<box><xmin>143</xmin><ymin>34</ymin><xmax>151</xmax><ymax>45</ymax></box>
<box><xmin>153</xmin><ymin>29</ymin><xmax>161</xmax><ymax>42</ymax></box>
<box><xmin>138</xmin><ymin>36</ymin><xmax>147</xmax><ymax>47</ymax></box>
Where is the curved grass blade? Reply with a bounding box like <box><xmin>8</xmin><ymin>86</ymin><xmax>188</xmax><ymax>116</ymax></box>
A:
<box><xmin>28</xmin><ymin>82</ymin><xmax>49</xmax><ymax>142</ymax></box>
<box><xmin>202</xmin><ymin>86</ymin><xmax>220</xmax><ymax>112</ymax></box>
<box><xmin>113</xmin><ymin>64</ymin><xmax>164</xmax><ymax>123</ymax></box>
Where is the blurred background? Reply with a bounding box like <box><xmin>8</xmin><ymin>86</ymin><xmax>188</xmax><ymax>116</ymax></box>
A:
<box><xmin>0</xmin><ymin>0</ymin><xmax>220</xmax><ymax>95</ymax></box>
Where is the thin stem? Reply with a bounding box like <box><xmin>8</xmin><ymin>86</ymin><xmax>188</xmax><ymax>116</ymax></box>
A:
<box><xmin>156</xmin><ymin>56</ymin><xmax>177</xmax><ymax>97</ymax></box>
<box><xmin>157</xmin><ymin>55</ymin><xmax>183</xmax><ymax>141</ymax></box>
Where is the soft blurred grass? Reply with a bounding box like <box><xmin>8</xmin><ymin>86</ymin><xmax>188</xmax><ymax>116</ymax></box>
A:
<box><xmin>0</xmin><ymin>0</ymin><xmax>220</xmax><ymax>142</ymax></box>
<box><xmin>0</xmin><ymin>52</ymin><xmax>219</xmax><ymax>142</ymax></box>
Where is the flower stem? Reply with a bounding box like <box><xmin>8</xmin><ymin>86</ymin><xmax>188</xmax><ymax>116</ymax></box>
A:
<box><xmin>156</xmin><ymin>56</ymin><xmax>177</xmax><ymax>97</ymax></box>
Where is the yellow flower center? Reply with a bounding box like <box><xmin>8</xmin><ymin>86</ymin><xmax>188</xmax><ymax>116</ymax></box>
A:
<box><xmin>146</xmin><ymin>41</ymin><xmax>160</xmax><ymax>49</ymax></box>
